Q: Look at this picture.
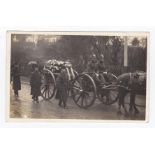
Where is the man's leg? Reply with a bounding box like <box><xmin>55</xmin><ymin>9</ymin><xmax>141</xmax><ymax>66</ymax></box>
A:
<box><xmin>62</xmin><ymin>97</ymin><xmax>66</xmax><ymax>108</ymax></box>
<box><xmin>14</xmin><ymin>90</ymin><xmax>16</xmax><ymax>96</ymax></box>
<box><xmin>130</xmin><ymin>91</ymin><xmax>139</xmax><ymax>114</ymax></box>
<box><xmin>58</xmin><ymin>92</ymin><xmax>62</xmax><ymax>107</ymax></box>
<box><xmin>16</xmin><ymin>90</ymin><xmax>19</xmax><ymax>97</ymax></box>
<box><xmin>36</xmin><ymin>96</ymin><xmax>39</xmax><ymax>103</ymax></box>
<box><xmin>32</xmin><ymin>95</ymin><xmax>35</xmax><ymax>100</ymax></box>
<box><xmin>14</xmin><ymin>89</ymin><xmax>18</xmax><ymax>96</ymax></box>
<box><xmin>118</xmin><ymin>89</ymin><xmax>127</xmax><ymax>115</ymax></box>
<box><xmin>62</xmin><ymin>91</ymin><xmax>68</xmax><ymax>108</ymax></box>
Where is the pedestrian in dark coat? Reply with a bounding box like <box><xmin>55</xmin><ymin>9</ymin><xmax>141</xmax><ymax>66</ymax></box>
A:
<box><xmin>11</xmin><ymin>63</ymin><xmax>21</xmax><ymax>97</ymax></box>
<box><xmin>56</xmin><ymin>67</ymin><xmax>69</xmax><ymax>108</ymax></box>
<box><xmin>30</xmin><ymin>67</ymin><xmax>41</xmax><ymax>102</ymax></box>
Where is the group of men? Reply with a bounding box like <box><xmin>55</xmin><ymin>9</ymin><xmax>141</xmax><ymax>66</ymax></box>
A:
<box><xmin>11</xmin><ymin>54</ymin><xmax>107</xmax><ymax>107</ymax></box>
<box><xmin>55</xmin><ymin>54</ymin><xmax>107</xmax><ymax>108</ymax></box>
<box><xmin>86</xmin><ymin>54</ymin><xmax>107</xmax><ymax>84</ymax></box>
<box><xmin>11</xmin><ymin>59</ymin><xmax>76</xmax><ymax>107</ymax></box>
<box><xmin>11</xmin><ymin>62</ymin><xmax>42</xmax><ymax>103</ymax></box>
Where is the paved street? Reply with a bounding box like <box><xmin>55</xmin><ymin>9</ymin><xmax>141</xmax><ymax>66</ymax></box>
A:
<box><xmin>10</xmin><ymin>79</ymin><xmax>146</xmax><ymax>120</ymax></box>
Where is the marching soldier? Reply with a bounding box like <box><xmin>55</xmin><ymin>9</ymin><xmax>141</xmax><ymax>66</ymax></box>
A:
<box><xmin>55</xmin><ymin>61</ymin><xmax>75</xmax><ymax>108</ymax></box>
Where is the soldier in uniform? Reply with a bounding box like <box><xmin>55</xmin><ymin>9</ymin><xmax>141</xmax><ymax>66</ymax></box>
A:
<box><xmin>30</xmin><ymin>66</ymin><xmax>41</xmax><ymax>103</ymax></box>
<box><xmin>85</xmin><ymin>54</ymin><xmax>104</xmax><ymax>85</ymax></box>
<box><xmin>86</xmin><ymin>54</ymin><xmax>98</xmax><ymax>73</ymax></box>
<box><xmin>98</xmin><ymin>54</ymin><xmax>106</xmax><ymax>73</ymax></box>
<box><xmin>56</xmin><ymin>61</ymin><xmax>75</xmax><ymax>108</ymax></box>
<box><xmin>97</xmin><ymin>54</ymin><xmax>107</xmax><ymax>83</ymax></box>
<box><xmin>11</xmin><ymin>62</ymin><xmax>21</xmax><ymax>97</ymax></box>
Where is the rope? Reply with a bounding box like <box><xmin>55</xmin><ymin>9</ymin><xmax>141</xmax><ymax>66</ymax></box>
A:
<box><xmin>101</xmin><ymin>84</ymin><xmax>130</xmax><ymax>91</ymax></box>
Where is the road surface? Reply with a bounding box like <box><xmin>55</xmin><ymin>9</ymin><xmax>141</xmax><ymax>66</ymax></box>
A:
<box><xmin>10</xmin><ymin>79</ymin><xmax>146</xmax><ymax>120</ymax></box>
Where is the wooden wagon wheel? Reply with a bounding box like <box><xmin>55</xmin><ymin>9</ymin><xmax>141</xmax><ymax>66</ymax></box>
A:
<box><xmin>97</xmin><ymin>73</ymin><xmax>119</xmax><ymax>105</ymax></box>
<box><xmin>71</xmin><ymin>73</ymin><xmax>96</xmax><ymax>108</ymax></box>
<box><xmin>41</xmin><ymin>68</ymin><xmax>56</xmax><ymax>100</ymax></box>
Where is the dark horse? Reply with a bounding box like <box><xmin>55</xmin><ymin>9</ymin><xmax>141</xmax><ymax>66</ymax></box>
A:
<box><xmin>116</xmin><ymin>71</ymin><xmax>146</xmax><ymax>116</ymax></box>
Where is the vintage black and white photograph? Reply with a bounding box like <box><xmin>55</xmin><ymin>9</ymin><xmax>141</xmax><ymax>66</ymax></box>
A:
<box><xmin>7</xmin><ymin>31</ymin><xmax>148</xmax><ymax>121</ymax></box>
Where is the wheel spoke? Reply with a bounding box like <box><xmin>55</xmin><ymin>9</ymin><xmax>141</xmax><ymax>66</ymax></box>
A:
<box><xmin>83</xmin><ymin>92</ymin><xmax>91</xmax><ymax>104</ymax></box>
<box><xmin>72</xmin><ymin>74</ymin><xmax>96</xmax><ymax>108</ymax></box>
<box><xmin>72</xmin><ymin>84</ymin><xmax>82</xmax><ymax>98</ymax></box>
<box><xmin>83</xmin><ymin>96</ymin><xmax>87</xmax><ymax>106</ymax></box>
<box><xmin>81</xmin><ymin>95</ymin><xmax>84</xmax><ymax>106</ymax></box>
<box><xmin>83</xmin><ymin>94</ymin><xmax>89</xmax><ymax>106</ymax></box>
<box><xmin>41</xmin><ymin>70</ymin><xmax>56</xmax><ymax>99</ymax></box>
<box><xmin>42</xmin><ymin>88</ymin><xmax>46</xmax><ymax>96</ymax></box>
<box><xmin>47</xmin><ymin>90</ymin><xmax>50</xmax><ymax>98</ymax></box>
<box><xmin>41</xmin><ymin>85</ymin><xmax>45</xmax><ymax>90</ymax></box>
<box><xmin>73</xmin><ymin>85</ymin><xmax>82</xmax><ymax>91</ymax></box>
<box><xmin>45</xmin><ymin>90</ymin><xmax>47</xmax><ymax>98</ymax></box>
<box><xmin>49</xmin><ymin>85</ymin><xmax>54</xmax><ymax>93</ymax></box>
<box><xmin>76</xmin><ymin>93</ymin><xmax>82</xmax><ymax>103</ymax></box>
<box><xmin>73</xmin><ymin>90</ymin><xmax>81</xmax><ymax>96</ymax></box>
<box><xmin>76</xmin><ymin>80</ymin><xmax>82</xmax><ymax>89</ymax></box>
<box><xmin>48</xmin><ymin>89</ymin><xmax>52</xmax><ymax>96</ymax></box>
<box><xmin>73</xmin><ymin>81</ymin><xmax>82</xmax><ymax>90</ymax></box>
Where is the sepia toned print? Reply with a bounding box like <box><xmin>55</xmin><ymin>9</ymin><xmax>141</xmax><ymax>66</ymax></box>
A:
<box><xmin>7</xmin><ymin>31</ymin><xmax>148</xmax><ymax>121</ymax></box>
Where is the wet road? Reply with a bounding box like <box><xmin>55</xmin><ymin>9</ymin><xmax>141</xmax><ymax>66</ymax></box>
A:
<box><xmin>10</xmin><ymin>79</ymin><xmax>146</xmax><ymax>120</ymax></box>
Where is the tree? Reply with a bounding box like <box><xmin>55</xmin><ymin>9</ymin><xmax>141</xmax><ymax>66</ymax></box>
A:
<box><xmin>111</xmin><ymin>37</ymin><xmax>122</xmax><ymax>65</ymax></box>
<box><xmin>140</xmin><ymin>38</ymin><xmax>147</xmax><ymax>48</ymax></box>
<box><xmin>132</xmin><ymin>37</ymin><xmax>140</xmax><ymax>47</ymax></box>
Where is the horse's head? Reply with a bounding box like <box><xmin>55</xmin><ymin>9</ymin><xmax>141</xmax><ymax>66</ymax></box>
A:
<box><xmin>138</xmin><ymin>73</ymin><xmax>146</xmax><ymax>86</ymax></box>
<box><xmin>132</xmin><ymin>72</ymin><xmax>146</xmax><ymax>87</ymax></box>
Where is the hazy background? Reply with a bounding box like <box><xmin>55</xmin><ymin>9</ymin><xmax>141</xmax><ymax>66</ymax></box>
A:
<box><xmin>11</xmin><ymin>34</ymin><xmax>147</xmax><ymax>75</ymax></box>
<box><xmin>11</xmin><ymin>34</ymin><xmax>147</xmax><ymax>76</ymax></box>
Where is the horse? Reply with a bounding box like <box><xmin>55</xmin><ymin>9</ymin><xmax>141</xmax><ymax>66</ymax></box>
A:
<box><xmin>116</xmin><ymin>71</ymin><xmax>146</xmax><ymax>116</ymax></box>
